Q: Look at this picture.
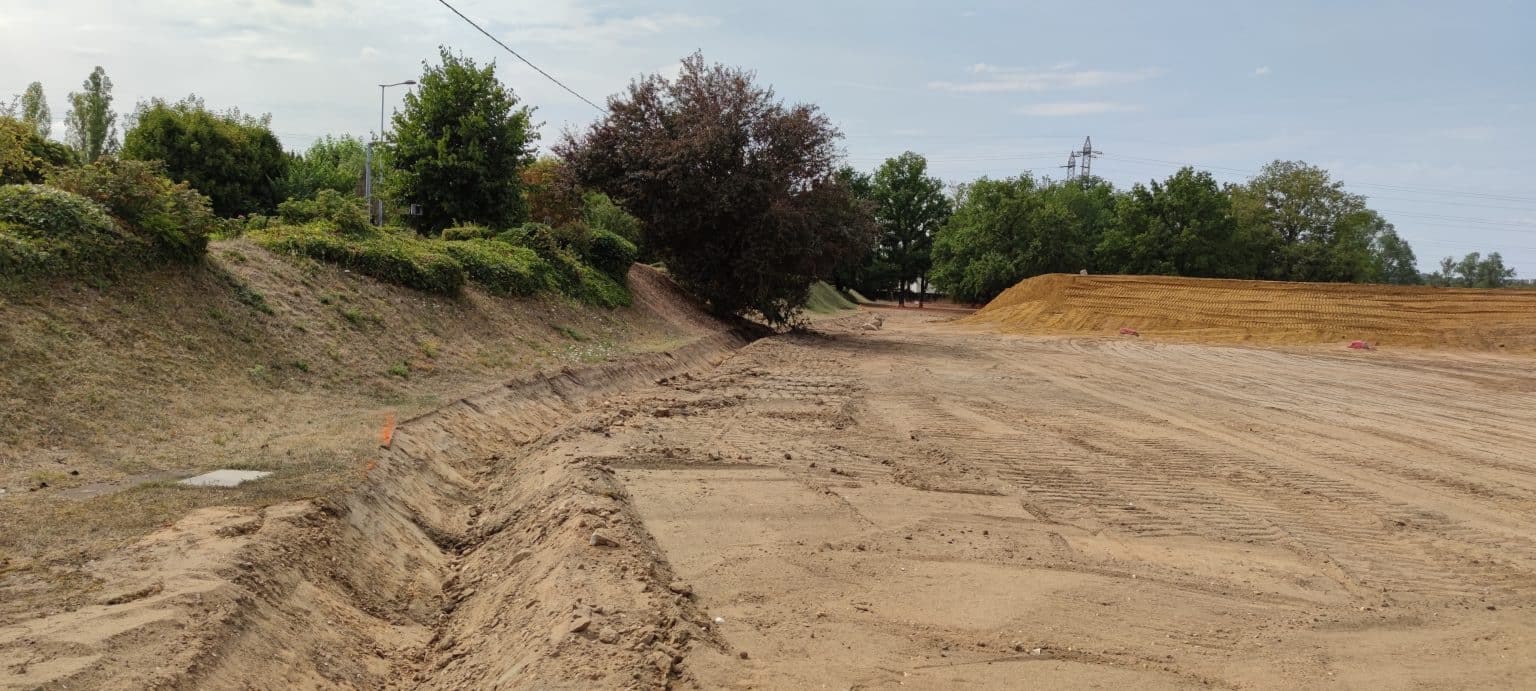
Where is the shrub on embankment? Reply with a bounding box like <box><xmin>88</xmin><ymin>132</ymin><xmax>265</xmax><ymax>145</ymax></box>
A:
<box><xmin>248</xmin><ymin>216</ymin><xmax>631</xmax><ymax>306</ymax></box>
<box><xmin>0</xmin><ymin>158</ymin><xmax>220</xmax><ymax>280</ymax></box>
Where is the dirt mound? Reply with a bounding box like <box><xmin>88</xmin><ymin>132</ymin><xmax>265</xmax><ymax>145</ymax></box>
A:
<box><xmin>966</xmin><ymin>273</ymin><xmax>1536</xmax><ymax>350</ymax></box>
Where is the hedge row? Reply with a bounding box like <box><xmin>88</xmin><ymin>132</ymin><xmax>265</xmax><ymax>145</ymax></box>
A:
<box><xmin>440</xmin><ymin>239</ymin><xmax>553</xmax><ymax>296</ymax></box>
<box><xmin>251</xmin><ymin>223</ymin><xmax>465</xmax><ymax>295</ymax></box>
<box><xmin>253</xmin><ymin>222</ymin><xmax>630</xmax><ymax>307</ymax></box>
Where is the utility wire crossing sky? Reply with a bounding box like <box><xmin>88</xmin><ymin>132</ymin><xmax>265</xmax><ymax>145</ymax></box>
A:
<box><xmin>2</xmin><ymin>0</ymin><xmax>1532</xmax><ymax>272</ymax></box>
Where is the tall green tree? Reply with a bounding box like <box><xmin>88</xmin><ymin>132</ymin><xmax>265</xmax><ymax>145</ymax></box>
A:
<box><xmin>1229</xmin><ymin>160</ymin><xmax>1385</xmax><ymax>282</ymax></box>
<box><xmin>1368</xmin><ymin>226</ymin><xmax>1421</xmax><ymax>285</ymax></box>
<box><xmin>1098</xmin><ymin>168</ymin><xmax>1254</xmax><ymax>278</ymax></box>
<box><xmin>388</xmin><ymin>48</ymin><xmax>536</xmax><ymax>235</ymax></box>
<box><xmin>827</xmin><ymin>165</ymin><xmax>886</xmax><ymax>293</ymax></box>
<box><xmin>19</xmin><ymin>82</ymin><xmax>50</xmax><ymax>138</ymax></box>
<box><xmin>559</xmin><ymin>52</ymin><xmax>877</xmax><ymax>325</ymax></box>
<box><xmin>1440</xmin><ymin>252</ymin><xmax>1517</xmax><ymax>288</ymax></box>
<box><xmin>931</xmin><ymin>175</ymin><xmax>1113</xmax><ymax>304</ymax></box>
<box><xmin>121</xmin><ymin>96</ymin><xmax>287</xmax><ymax>217</ymax></box>
<box><xmin>278</xmin><ymin>135</ymin><xmax>375</xmax><ymax>201</ymax></box>
<box><xmin>65</xmin><ymin>67</ymin><xmax>118</xmax><ymax>161</ymax></box>
<box><xmin>870</xmin><ymin>152</ymin><xmax>951</xmax><ymax>305</ymax></box>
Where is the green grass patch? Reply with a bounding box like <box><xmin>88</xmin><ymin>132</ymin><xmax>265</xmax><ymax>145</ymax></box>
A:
<box><xmin>805</xmin><ymin>280</ymin><xmax>858</xmax><ymax>314</ymax></box>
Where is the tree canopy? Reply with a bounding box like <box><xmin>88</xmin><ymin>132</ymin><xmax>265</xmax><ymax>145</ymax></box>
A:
<box><xmin>279</xmin><ymin>134</ymin><xmax>374</xmax><ymax>202</ymax></box>
<box><xmin>121</xmin><ymin>96</ymin><xmax>287</xmax><ymax>217</ymax></box>
<box><xmin>1097</xmin><ymin>167</ymin><xmax>1252</xmax><ymax>278</ymax></box>
<box><xmin>388</xmin><ymin>48</ymin><xmax>536</xmax><ymax>235</ymax></box>
<box><xmin>559</xmin><ymin>52</ymin><xmax>876</xmax><ymax>326</ymax></box>
<box><xmin>931</xmin><ymin>175</ymin><xmax>1115</xmax><ymax>303</ymax></box>
<box><xmin>65</xmin><ymin>67</ymin><xmax>119</xmax><ymax>161</ymax></box>
<box><xmin>869</xmin><ymin>152</ymin><xmax>951</xmax><ymax>304</ymax></box>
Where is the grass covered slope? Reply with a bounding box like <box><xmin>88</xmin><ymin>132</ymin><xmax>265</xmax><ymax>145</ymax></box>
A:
<box><xmin>966</xmin><ymin>273</ymin><xmax>1536</xmax><ymax>350</ymax></box>
<box><xmin>804</xmin><ymin>280</ymin><xmax>859</xmax><ymax>314</ymax></box>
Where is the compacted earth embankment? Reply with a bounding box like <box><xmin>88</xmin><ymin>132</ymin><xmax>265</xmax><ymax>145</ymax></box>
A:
<box><xmin>1</xmin><ymin>325</ymin><xmax>755</xmax><ymax>689</ymax></box>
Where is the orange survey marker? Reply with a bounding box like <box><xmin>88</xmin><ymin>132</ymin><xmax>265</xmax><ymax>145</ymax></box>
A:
<box><xmin>380</xmin><ymin>412</ymin><xmax>396</xmax><ymax>447</ymax></box>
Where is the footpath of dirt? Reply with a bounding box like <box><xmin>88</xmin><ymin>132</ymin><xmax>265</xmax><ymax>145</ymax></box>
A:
<box><xmin>966</xmin><ymin>273</ymin><xmax>1536</xmax><ymax>351</ymax></box>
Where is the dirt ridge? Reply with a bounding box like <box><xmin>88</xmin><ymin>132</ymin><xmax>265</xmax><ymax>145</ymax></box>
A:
<box><xmin>0</xmin><ymin>323</ymin><xmax>750</xmax><ymax>689</ymax></box>
<box><xmin>966</xmin><ymin>273</ymin><xmax>1536</xmax><ymax>350</ymax></box>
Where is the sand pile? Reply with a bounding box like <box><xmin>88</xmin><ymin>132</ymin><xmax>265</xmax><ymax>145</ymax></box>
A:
<box><xmin>965</xmin><ymin>273</ymin><xmax>1536</xmax><ymax>350</ymax></box>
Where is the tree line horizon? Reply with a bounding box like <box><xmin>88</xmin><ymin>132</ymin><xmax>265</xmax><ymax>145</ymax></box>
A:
<box><xmin>3</xmin><ymin>55</ymin><xmax>1522</xmax><ymax>323</ymax></box>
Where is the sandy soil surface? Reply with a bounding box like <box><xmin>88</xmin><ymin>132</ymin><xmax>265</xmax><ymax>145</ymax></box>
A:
<box><xmin>6</xmin><ymin>304</ymin><xmax>1535</xmax><ymax>689</ymax></box>
<box><xmin>580</xmin><ymin>310</ymin><xmax>1536</xmax><ymax>688</ymax></box>
<box><xmin>970</xmin><ymin>273</ymin><xmax>1536</xmax><ymax>351</ymax></box>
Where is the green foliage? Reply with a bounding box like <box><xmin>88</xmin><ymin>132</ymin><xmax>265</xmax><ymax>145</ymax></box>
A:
<box><xmin>0</xmin><ymin>117</ymin><xmax>77</xmax><ymax>184</ymax></box>
<box><xmin>1229</xmin><ymin>160</ymin><xmax>1380</xmax><ymax>283</ymax></box>
<box><xmin>0</xmin><ymin>184</ymin><xmax>130</xmax><ymax>276</ymax></box>
<box><xmin>584</xmin><ymin>227</ymin><xmax>638</xmax><ymax>278</ymax></box>
<box><xmin>389</xmin><ymin>48</ymin><xmax>536</xmax><ymax>235</ymax></box>
<box><xmin>574</xmin><ymin>263</ymin><xmax>632</xmax><ymax>308</ymax></box>
<box><xmin>17</xmin><ymin>82</ymin><xmax>50</xmax><ymax>138</ymax></box>
<box><xmin>278</xmin><ymin>135</ymin><xmax>373</xmax><ymax>201</ymax></box>
<box><xmin>1369</xmin><ymin>228</ymin><xmax>1420</xmax><ymax>285</ymax></box>
<box><xmin>869</xmin><ymin>152</ymin><xmax>952</xmax><ymax>303</ymax></box>
<box><xmin>560</xmin><ymin>52</ymin><xmax>876</xmax><ymax>326</ymax></box>
<box><xmin>48</xmin><ymin>157</ymin><xmax>219</xmax><ymax>262</ymax></box>
<box><xmin>1430</xmin><ymin>251</ymin><xmax>1516</xmax><ymax>288</ymax></box>
<box><xmin>580</xmin><ymin>191</ymin><xmax>641</xmax><ymax>244</ymax></box>
<box><xmin>251</xmin><ymin>224</ymin><xmax>465</xmax><ymax>295</ymax></box>
<box><xmin>441</xmin><ymin>223</ymin><xmax>493</xmax><ymax>241</ymax></box>
<box><xmin>277</xmin><ymin>190</ymin><xmax>370</xmax><ymax>235</ymax></box>
<box><xmin>931</xmin><ymin>176</ymin><xmax>1115</xmax><ymax>304</ymax></box>
<box><xmin>1097</xmin><ymin>168</ymin><xmax>1252</xmax><ymax>278</ymax></box>
<box><xmin>65</xmin><ymin>67</ymin><xmax>119</xmax><ymax>161</ymax></box>
<box><xmin>439</xmin><ymin>239</ymin><xmax>553</xmax><ymax>296</ymax></box>
<box><xmin>121</xmin><ymin>96</ymin><xmax>287</xmax><ymax>217</ymax></box>
<box><xmin>804</xmin><ymin>280</ymin><xmax>857</xmax><ymax>314</ymax></box>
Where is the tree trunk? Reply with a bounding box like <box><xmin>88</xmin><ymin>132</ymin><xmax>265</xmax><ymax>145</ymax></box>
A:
<box><xmin>918</xmin><ymin>275</ymin><xmax>927</xmax><ymax>308</ymax></box>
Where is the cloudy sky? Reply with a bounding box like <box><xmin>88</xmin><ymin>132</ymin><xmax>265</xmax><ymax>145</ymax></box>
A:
<box><xmin>3</xmin><ymin>0</ymin><xmax>1533</xmax><ymax>272</ymax></box>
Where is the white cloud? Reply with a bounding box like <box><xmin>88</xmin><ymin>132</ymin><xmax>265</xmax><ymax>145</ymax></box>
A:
<box><xmin>930</xmin><ymin>64</ymin><xmax>1161</xmax><ymax>93</ymax></box>
<box><xmin>1015</xmin><ymin>101</ymin><xmax>1141</xmax><ymax>117</ymax></box>
<box><xmin>497</xmin><ymin>10</ymin><xmax>717</xmax><ymax>48</ymax></box>
<box><xmin>1253</xmin><ymin>66</ymin><xmax>1271</xmax><ymax>77</ymax></box>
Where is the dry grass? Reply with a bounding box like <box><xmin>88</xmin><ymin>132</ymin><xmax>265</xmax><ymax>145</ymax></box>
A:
<box><xmin>0</xmin><ymin>241</ymin><xmax>712</xmax><ymax>596</ymax></box>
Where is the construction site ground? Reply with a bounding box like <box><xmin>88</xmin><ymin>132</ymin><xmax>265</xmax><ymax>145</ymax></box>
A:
<box><xmin>603</xmin><ymin>311</ymin><xmax>1536</xmax><ymax>688</ymax></box>
<box><xmin>5</xmin><ymin>289</ymin><xmax>1536</xmax><ymax>688</ymax></box>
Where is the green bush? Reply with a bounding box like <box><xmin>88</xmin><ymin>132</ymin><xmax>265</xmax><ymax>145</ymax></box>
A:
<box><xmin>252</xmin><ymin>224</ymin><xmax>465</xmax><ymax>295</ymax></box>
<box><xmin>276</xmin><ymin>189</ymin><xmax>370</xmax><ymax>235</ymax></box>
<box><xmin>585</xmin><ymin>227</ymin><xmax>637</xmax><ymax>278</ymax></box>
<box><xmin>580</xmin><ymin>191</ymin><xmax>641</xmax><ymax>243</ymax></box>
<box><xmin>575</xmin><ymin>263</ymin><xmax>632</xmax><ymax>308</ymax></box>
<box><xmin>1</xmin><ymin>117</ymin><xmax>77</xmax><ymax>185</ymax></box>
<box><xmin>0</xmin><ymin>184</ymin><xmax>140</xmax><ymax>275</ymax></box>
<box><xmin>48</xmin><ymin>158</ymin><xmax>218</xmax><ymax>262</ymax></box>
<box><xmin>442</xmin><ymin>223</ymin><xmax>493</xmax><ymax>241</ymax></box>
<box><xmin>440</xmin><ymin>239</ymin><xmax>554</xmax><ymax>296</ymax></box>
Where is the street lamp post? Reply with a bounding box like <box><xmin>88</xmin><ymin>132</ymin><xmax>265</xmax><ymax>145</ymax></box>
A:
<box><xmin>367</xmin><ymin>79</ymin><xmax>416</xmax><ymax>226</ymax></box>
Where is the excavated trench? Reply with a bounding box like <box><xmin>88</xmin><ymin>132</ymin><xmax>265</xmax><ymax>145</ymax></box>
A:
<box><xmin>18</xmin><ymin>328</ymin><xmax>750</xmax><ymax>690</ymax></box>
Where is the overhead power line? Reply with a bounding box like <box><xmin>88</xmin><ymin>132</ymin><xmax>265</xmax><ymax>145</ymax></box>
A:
<box><xmin>431</xmin><ymin>0</ymin><xmax>607</xmax><ymax>113</ymax></box>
